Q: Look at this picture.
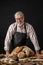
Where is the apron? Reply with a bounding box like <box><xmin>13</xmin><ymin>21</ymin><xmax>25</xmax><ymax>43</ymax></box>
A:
<box><xmin>14</xmin><ymin>32</ymin><xmax>27</xmax><ymax>47</ymax></box>
<box><xmin>9</xmin><ymin>23</ymin><xmax>34</xmax><ymax>53</ymax></box>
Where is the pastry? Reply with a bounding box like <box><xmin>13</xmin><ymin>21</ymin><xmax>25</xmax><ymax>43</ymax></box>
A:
<box><xmin>17</xmin><ymin>52</ymin><xmax>26</xmax><ymax>59</ymax></box>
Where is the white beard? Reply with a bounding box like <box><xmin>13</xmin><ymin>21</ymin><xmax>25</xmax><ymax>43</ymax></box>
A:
<box><xmin>16</xmin><ymin>21</ymin><xmax>24</xmax><ymax>27</ymax></box>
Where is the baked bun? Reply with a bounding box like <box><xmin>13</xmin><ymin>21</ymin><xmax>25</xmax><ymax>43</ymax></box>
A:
<box><xmin>22</xmin><ymin>46</ymin><xmax>34</xmax><ymax>57</ymax></box>
<box><xmin>11</xmin><ymin>46</ymin><xmax>24</xmax><ymax>53</ymax></box>
<box><xmin>41</xmin><ymin>50</ymin><xmax>43</xmax><ymax>54</ymax></box>
<box><xmin>17</xmin><ymin>52</ymin><xmax>26</xmax><ymax>59</ymax></box>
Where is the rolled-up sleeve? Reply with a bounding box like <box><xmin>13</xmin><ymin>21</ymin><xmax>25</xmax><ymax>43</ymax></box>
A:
<box><xmin>27</xmin><ymin>25</ymin><xmax>40</xmax><ymax>51</ymax></box>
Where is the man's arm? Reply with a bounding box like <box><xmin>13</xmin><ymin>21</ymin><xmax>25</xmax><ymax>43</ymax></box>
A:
<box><xmin>27</xmin><ymin>24</ymin><xmax>40</xmax><ymax>55</ymax></box>
<box><xmin>4</xmin><ymin>24</ymin><xmax>15</xmax><ymax>57</ymax></box>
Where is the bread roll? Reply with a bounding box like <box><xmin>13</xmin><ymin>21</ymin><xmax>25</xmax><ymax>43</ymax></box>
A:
<box><xmin>11</xmin><ymin>46</ymin><xmax>24</xmax><ymax>53</ymax></box>
<box><xmin>41</xmin><ymin>50</ymin><xmax>43</xmax><ymax>54</ymax></box>
<box><xmin>17</xmin><ymin>52</ymin><xmax>26</xmax><ymax>59</ymax></box>
<box><xmin>22</xmin><ymin>46</ymin><xmax>34</xmax><ymax>57</ymax></box>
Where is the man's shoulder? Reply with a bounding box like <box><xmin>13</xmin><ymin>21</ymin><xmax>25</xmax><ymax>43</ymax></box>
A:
<box><xmin>25</xmin><ymin>22</ymin><xmax>33</xmax><ymax>28</ymax></box>
<box><xmin>9</xmin><ymin>22</ymin><xmax>16</xmax><ymax>28</ymax></box>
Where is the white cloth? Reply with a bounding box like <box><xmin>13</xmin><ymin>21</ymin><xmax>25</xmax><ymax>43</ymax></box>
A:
<box><xmin>4</xmin><ymin>22</ymin><xmax>40</xmax><ymax>51</ymax></box>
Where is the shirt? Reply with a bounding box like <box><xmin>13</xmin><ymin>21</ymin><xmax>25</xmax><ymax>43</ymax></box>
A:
<box><xmin>4</xmin><ymin>22</ymin><xmax>40</xmax><ymax>51</ymax></box>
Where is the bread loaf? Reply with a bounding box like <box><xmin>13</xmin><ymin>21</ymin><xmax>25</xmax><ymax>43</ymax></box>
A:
<box><xmin>17</xmin><ymin>52</ymin><xmax>26</xmax><ymax>59</ymax></box>
<box><xmin>10</xmin><ymin>46</ymin><xmax>24</xmax><ymax>58</ymax></box>
<box><xmin>22</xmin><ymin>46</ymin><xmax>34</xmax><ymax>57</ymax></box>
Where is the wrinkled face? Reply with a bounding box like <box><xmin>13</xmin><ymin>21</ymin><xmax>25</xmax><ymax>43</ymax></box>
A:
<box><xmin>15</xmin><ymin>14</ymin><xmax>24</xmax><ymax>25</ymax></box>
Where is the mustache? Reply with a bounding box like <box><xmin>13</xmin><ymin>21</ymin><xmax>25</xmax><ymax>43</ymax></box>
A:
<box><xmin>16</xmin><ymin>21</ymin><xmax>22</xmax><ymax>23</ymax></box>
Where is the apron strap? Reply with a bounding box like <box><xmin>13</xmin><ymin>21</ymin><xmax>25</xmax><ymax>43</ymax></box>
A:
<box><xmin>15</xmin><ymin>22</ymin><xmax>27</xmax><ymax>34</ymax></box>
<box><xmin>24</xmin><ymin>23</ymin><xmax>27</xmax><ymax>34</ymax></box>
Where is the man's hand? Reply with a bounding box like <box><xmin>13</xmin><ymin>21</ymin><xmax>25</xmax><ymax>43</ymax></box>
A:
<box><xmin>35</xmin><ymin>50</ymin><xmax>40</xmax><ymax>58</ymax></box>
<box><xmin>6</xmin><ymin>51</ymin><xmax>10</xmax><ymax>58</ymax></box>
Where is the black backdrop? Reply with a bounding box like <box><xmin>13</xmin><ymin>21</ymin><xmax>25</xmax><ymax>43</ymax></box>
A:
<box><xmin>0</xmin><ymin>0</ymin><xmax>43</xmax><ymax>53</ymax></box>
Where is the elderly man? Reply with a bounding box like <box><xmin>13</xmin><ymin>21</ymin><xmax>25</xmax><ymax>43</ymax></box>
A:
<box><xmin>4</xmin><ymin>11</ymin><xmax>40</xmax><ymax>58</ymax></box>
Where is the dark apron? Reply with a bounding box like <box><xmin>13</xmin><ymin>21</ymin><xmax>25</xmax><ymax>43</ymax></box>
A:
<box><xmin>14</xmin><ymin>32</ymin><xmax>27</xmax><ymax>47</ymax></box>
<box><xmin>9</xmin><ymin>23</ymin><xmax>34</xmax><ymax>53</ymax></box>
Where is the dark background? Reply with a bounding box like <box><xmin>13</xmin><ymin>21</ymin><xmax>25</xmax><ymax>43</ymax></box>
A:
<box><xmin>0</xmin><ymin>0</ymin><xmax>43</xmax><ymax>53</ymax></box>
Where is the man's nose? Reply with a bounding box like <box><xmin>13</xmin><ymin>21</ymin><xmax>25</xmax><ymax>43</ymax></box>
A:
<box><xmin>18</xmin><ymin>19</ymin><xmax>21</xmax><ymax>21</ymax></box>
